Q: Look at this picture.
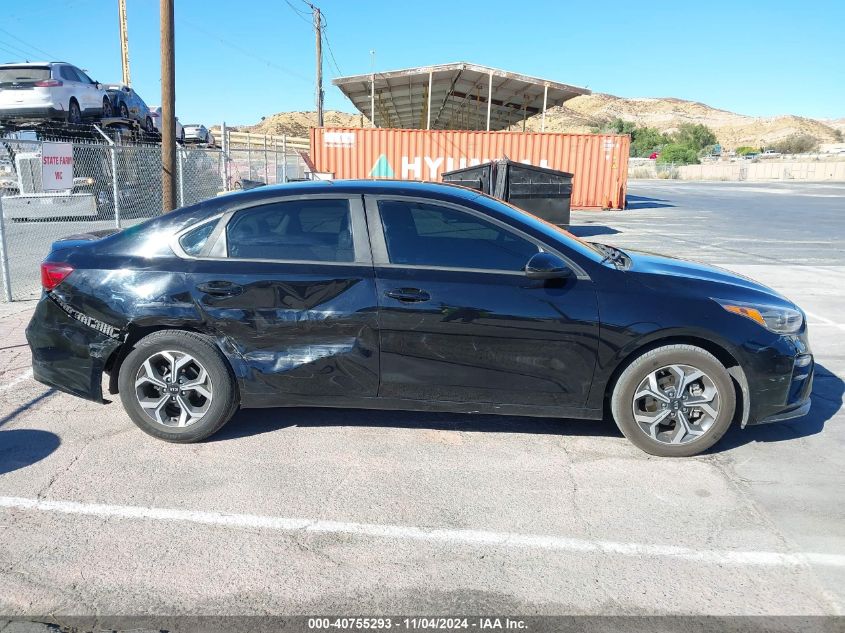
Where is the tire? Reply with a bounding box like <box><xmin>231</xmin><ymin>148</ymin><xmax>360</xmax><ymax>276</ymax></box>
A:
<box><xmin>119</xmin><ymin>103</ymin><xmax>129</xmax><ymax>118</ymax></box>
<box><xmin>118</xmin><ymin>330</ymin><xmax>239</xmax><ymax>442</ymax></box>
<box><xmin>610</xmin><ymin>344</ymin><xmax>736</xmax><ymax>457</ymax></box>
<box><xmin>68</xmin><ymin>99</ymin><xmax>82</xmax><ymax>124</ymax></box>
<box><xmin>145</xmin><ymin>116</ymin><xmax>155</xmax><ymax>133</ymax></box>
<box><xmin>103</xmin><ymin>97</ymin><xmax>113</xmax><ymax>118</ymax></box>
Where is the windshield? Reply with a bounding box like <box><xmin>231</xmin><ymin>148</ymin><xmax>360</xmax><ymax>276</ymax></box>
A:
<box><xmin>471</xmin><ymin>190</ymin><xmax>606</xmax><ymax>261</ymax></box>
<box><xmin>0</xmin><ymin>66</ymin><xmax>50</xmax><ymax>86</ymax></box>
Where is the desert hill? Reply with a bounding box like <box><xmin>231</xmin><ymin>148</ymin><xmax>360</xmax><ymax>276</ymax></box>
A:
<box><xmin>244</xmin><ymin>96</ymin><xmax>840</xmax><ymax>150</ymax></box>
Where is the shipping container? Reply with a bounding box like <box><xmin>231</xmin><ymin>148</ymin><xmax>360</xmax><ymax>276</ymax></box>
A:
<box><xmin>310</xmin><ymin>128</ymin><xmax>630</xmax><ymax>209</ymax></box>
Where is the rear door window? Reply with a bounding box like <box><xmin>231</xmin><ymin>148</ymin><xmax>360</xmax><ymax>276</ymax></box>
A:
<box><xmin>377</xmin><ymin>200</ymin><xmax>539</xmax><ymax>271</ymax></box>
<box><xmin>72</xmin><ymin>67</ymin><xmax>95</xmax><ymax>84</ymax></box>
<box><xmin>226</xmin><ymin>199</ymin><xmax>354</xmax><ymax>262</ymax></box>
<box><xmin>59</xmin><ymin>66</ymin><xmax>81</xmax><ymax>82</ymax></box>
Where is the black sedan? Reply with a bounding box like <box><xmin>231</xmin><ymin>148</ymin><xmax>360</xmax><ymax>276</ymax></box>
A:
<box><xmin>25</xmin><ymin>181</ymin><xmax>813</xmax><ymax>456</ymax></box>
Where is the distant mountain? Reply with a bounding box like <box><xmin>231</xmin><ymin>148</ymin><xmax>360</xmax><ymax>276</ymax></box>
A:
<box><xmin>246</xmin><ymin>97</ymin><xmax>841</xmax><ymax>150</ymax></box>
<box><xmin>511</xmin><ymin>94</ymin><xmax>842</xmax><ymax>149</ymax></box>
<box><xmin>248</xmin><ymin>111</ymin><xmax>368</xmax><ymax>137</ymax></box>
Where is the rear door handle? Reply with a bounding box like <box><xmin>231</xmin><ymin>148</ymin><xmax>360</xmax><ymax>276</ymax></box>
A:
<box><xmin>384</xmin><ymin>288</ymin><xmax>431</xmax><ymax>303</ymax></box>
<box><xmin>196</xmin><ymin>281</ymin><xmax>243</xmax><ymax>297</ymax></box>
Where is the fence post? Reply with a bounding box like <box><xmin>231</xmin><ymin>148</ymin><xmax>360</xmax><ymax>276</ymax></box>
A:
<box><xmin>92</xmin><ymin>125</ymin><xmax>121</xmax><ymax>227</ymax></box>
<box><xmin>177</xmin><ymin>146</ymin><xmax>185</xmax><ymax>207</ymax></box>
<box><xmin>247</xmin><ymin>134</ymin><xmax>252</xmax><ymax>180</ymax></box>
<box><xmin>111</xmin><ymin>145</ymin><xmax>121</xmax><ymax>228</ymax></box>
<box><xmin>0</xmin><ymin>197</ymin><xmax>12</xmax><ymax>302</ymax></box>
<box><xmin>264</xmin><ymin>134</ymin><xmax>269</xmax><ymax>183</ymax></box>
<box><xmin>273</xmin><ymin>139</ymin><xmax>278</xmax><ymax>184</ymax></box>
<box><xmin>221</xmin><ymin>122</ymin><xmax>229</xmax><ymax>191</ymax></box>
<box><xmin>282</xmin><ymin>134</ymin><xmax>288</xmax><ymax>183</ymax></box>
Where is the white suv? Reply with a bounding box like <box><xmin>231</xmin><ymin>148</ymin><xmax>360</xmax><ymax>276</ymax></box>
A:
<box><xmin>0</xmin><ymin>62</ymin><xmax>112</xmax><ymax>124</ymax></box>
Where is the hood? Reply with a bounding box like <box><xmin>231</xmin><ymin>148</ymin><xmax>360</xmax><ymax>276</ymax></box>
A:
<box><xmin>625</xmin><ymin>248</ymin><xmax>789</xmax><ymax>302</ymax></box>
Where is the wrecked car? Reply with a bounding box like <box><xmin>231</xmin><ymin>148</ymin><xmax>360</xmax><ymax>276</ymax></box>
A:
<box><xmin>25</xmin><ymin>180</ymin><xmax>813</xmax><ymax>456</ymax></box>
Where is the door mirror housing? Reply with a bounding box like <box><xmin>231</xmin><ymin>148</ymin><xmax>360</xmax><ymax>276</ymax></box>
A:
<box><xmin>525</xmin><ymin>252</ymin><xmax>571</xmax><ymax>280</ymax></box>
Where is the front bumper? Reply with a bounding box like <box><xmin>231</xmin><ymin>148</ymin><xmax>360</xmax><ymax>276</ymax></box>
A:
<box><xmin>25</xmin><ymin>294</ymin><xmax>122</xmax><ymax>403</ymax></box>
<box><xmin>743</xmin><ymin>330</ymin><xmax>814</xmax><ymax>426</ymax></box>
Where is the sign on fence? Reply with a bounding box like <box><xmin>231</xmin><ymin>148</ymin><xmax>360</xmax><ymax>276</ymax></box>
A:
<box><xmin>41</xmin><ymin>142</ymin><xmax>73</xmax><ymax>191</ymax></box>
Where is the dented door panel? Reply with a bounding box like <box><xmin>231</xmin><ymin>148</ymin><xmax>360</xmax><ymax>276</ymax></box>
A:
<box><xmin>187</xmin><ymin>260</ymin><xmax>380</xmax><ymax>405</ymax></box>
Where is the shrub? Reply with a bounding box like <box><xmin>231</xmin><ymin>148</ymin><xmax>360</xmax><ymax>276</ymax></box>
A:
<box><xmin>631</xmin><ymin>127</ymin><xmax>671</xmax><ymax>158</ymax></box>
<box><xmin>672</xmin><ymin>123</ymin><xmax>718</xmax><ymax>151</ymax></box>
<box><xmin>735</xmin><ymin>146</ymin><xmax>758</xmax><ymax>156</ymax></box>
<box><xmin>656</xmin><ymin>143</ymin><xmax>699</xmax><ymax>165</ymax></box>
<box><xmin>769</xmin><ymin>134</ymin><xmax>819</xmax><ymax>154</ymax></box>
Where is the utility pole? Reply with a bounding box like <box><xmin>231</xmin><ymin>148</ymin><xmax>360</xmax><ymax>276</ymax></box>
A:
<box><xmin>118</xmin><ymin>0</ymin><xmax>131</xmax><ymax>86</ymax></box>
<box><xmin>313</xmin><ymin>6</ymin><xmax>323</xmax><ymax>127</ymax></box>
<box><xmin>160</xmin><ymin>0</ymin><xmax>176</xmax><ymax>212</ymax></box>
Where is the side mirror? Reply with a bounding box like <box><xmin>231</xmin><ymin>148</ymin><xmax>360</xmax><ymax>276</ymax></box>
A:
<box><xmin>525</xmin><ymin>252</ymin><xmax>571</xmax><ymax>280</ymax></box>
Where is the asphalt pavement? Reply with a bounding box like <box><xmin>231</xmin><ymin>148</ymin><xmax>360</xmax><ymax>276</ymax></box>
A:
<box><xmin>0</xmin><ymin>180</ymin><xmax>842</xmax><ymax>619</ymax></box>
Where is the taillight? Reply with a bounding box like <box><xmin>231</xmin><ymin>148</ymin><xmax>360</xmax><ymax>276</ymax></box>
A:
<box><xmin>41</xmin><ymin>262</ymin><xmax>74</xmax><ymax>291</ymax></box>
<box><xmin>34</xmin><ymin>79</ymin><xmax>63</xmax><ymax>87</ymax></box>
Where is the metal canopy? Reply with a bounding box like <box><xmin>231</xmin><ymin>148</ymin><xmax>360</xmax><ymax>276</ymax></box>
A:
<box><xmin>332</xmin><ymin>62</ymin><xmax>591</xmax><ymax>132</ymax></box>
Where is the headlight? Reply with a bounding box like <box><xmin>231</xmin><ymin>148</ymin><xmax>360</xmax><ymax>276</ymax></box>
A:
<box><xmin>715</xmin><ymin>299</ymin><xmax>803</xmax><ymax>334</ymax></box>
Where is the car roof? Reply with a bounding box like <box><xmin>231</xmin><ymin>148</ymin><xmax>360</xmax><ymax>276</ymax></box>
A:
<box><xmin>218</xmin><ymin>179</ymin><xmax>486</xmax><ymax>205</ymax></box>
<box><xmin>0</xmin><ymin>61</ymin><xmax>55</xmax><ymax>67</ymax></box>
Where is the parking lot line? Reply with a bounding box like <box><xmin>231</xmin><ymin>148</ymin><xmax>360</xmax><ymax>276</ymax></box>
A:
<box><xmin>803</xmin><ymin>310</ymin><xmax>845</xmax><ymax>331</ymax></box>
<box><xmin>0</xmin><ymin>368</ymin><xmax>33</xmax><ymax>393</ymax></box>
<box><xmin>1</xmin><ymin>495</ymin><xmax>843</xmax><ymax>569</ymax></box>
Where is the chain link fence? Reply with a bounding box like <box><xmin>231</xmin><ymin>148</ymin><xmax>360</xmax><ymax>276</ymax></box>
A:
<box><xmin>0</xmin><ymin>129</ymin><xmax>307</xmax><ymax>301</ymax></box>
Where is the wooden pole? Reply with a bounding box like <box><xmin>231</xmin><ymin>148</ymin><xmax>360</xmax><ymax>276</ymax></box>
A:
<box><xmin>314</xmin><ymin>7</ymin><xmax>323</xmax><ymax>127</ymax></box>
<box><xmin>160</xmin><ymin>0</ymin><xmax>176</xmax><ymax>212</ymax></box>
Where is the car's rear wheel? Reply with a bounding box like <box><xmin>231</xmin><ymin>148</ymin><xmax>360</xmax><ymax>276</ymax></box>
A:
<box><xmin>119</xmin><ymin>102</ymin><xmax>129</xmax><ymax>118</ymax></box>
<box><xmin>610</xmin><ymin>344</ymin><xmax>736</xmax><ymax>457</ymax></box>
<box><xmin>118</xmin><ymin>330</ymin><xmax>238</xmax><ymax>442</ymax></box>
<box><xmin>103</xmin><ymin>97</ymin><xmax>113</xmax><ymax>118</ymax></box>
<box><xmin>145</xmin><ymin>116</ymin><xmax>155</xmax><ymax>133</ymax></box>
<box><xmin>68</xmin><ymin>99</ymin><xmax>82</xmax><ymax>124</ymax></box>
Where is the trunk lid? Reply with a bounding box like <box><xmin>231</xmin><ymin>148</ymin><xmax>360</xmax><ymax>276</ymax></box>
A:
<box><xmin>51</xmin><ymin>228</ymin><xmax>122</xmax><ymax>252</ymax></box>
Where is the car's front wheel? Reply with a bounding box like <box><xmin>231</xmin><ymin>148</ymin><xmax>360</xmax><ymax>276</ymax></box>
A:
<box><xmin>610</xmin><ymin>344</ymin><xmax>736</xmax><ymax>457</ymax></box>
<box><xmin>118</xmin><ymin>330</ymin><xmax>239</xmax><ymax>442</ymax></box>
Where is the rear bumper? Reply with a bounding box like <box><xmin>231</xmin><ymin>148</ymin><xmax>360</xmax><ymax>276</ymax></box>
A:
<box><xmin>25</xmin><ymin>294</ymin><xmax>122</xmax><ymax>403</ymax></box>
<box><xmin>0</xmin><ymin>105</ymin><xmax>65</xmax><ymax>121</ymax></box>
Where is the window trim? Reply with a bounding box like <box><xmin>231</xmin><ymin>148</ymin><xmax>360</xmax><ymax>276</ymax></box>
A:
<box><xmin>170</xmin><ymin>194</ymin><xmax>371</xmax><ymax>266</ymax></box>
<box><xmin>364</xmin><ymin>194</ymin><xmax>588</xmax><ymax>279</ymax></box>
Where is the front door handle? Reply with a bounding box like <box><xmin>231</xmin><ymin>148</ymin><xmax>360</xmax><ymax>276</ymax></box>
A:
<box><xmin>384</xmin><ymin>288</ymin><xmax>431</xmax><ymax>303</ymax></box>
<box><xmin>196</xmin><ymin>281</ymin><xmax>243</xmax><ymax>297</ymax></box>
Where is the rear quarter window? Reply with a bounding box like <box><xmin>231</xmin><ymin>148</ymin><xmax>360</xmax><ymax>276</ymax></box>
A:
<box><xmin>179</xmin><ymin>221</ymin><xmax>217</xmax><ymax>256</ymax></box>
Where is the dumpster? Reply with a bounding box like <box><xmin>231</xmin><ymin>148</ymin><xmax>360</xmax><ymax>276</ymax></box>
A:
<box><xmin>437</xmin><ymin>162</ymin><xmax>495</xmax><ymax>193</ymax></box>
<box><xmin>442</xmin><ymin>158</ymin><xmax>573</xmax><ymax>226</ymax></box>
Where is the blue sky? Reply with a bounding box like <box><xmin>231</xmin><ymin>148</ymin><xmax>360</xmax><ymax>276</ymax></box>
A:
<box><xmin>2</xmin><ymin>0</ymin><xmax>843</xmax><ymax>125</ymax></box>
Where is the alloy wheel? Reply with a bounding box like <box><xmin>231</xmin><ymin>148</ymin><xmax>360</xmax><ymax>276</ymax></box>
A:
<box><xmin>631</xmin><ymin>363</ymin><xmax>720</xmax><ymax>445</ymax></box>
<box><xmin>134</xmin><ymin>350</ymin><xmax>213</xmax><ymax>428</ymax></box>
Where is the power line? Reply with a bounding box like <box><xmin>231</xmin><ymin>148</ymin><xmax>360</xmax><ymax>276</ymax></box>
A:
<box><xmin>0</xmin><ymin>39</ymin><xmax>44</xmax><ymax>62</ymax></box>
<box><xmin>321</xmin><ymin>26</ymin><xmax>343</xmax><ymax>77</ymax></box>
<box><xmin>177</xmin><ymin>18</ymin><xmax>311</xmax><ymax>84</ymax></box>
<box><xmin>0</xmin><ymin>43</ymin><xmax>27</xmax><ymax>60</ymax></box>
<box><xmin>282</xmin><ymin>0</ymin><xmax>313</xmax><ymax>24</ymax></box>
<box><xmin>0</xmin><ymin>26</ymin><xmax>59</xmax><ymax>60</ymax></box>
